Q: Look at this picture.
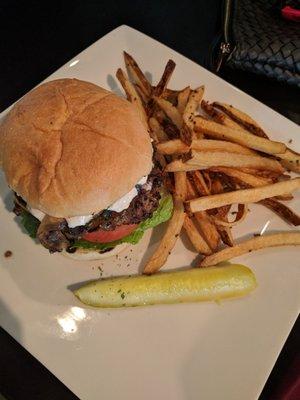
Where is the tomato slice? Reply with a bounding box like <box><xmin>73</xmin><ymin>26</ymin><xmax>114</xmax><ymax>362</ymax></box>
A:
<box><xmin>82</xmin><ymin>224</ymin><xmax>138</xmax><ymax>243</ymax></box>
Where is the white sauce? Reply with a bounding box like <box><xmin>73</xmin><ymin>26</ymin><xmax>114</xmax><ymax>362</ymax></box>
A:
<box><xmin>29</xmin><ymin>208</ymin><xmax>46</xmax><ymax>221</ymax></box>
<box><xmin>29</xmin><ymin>175</ymin><xmax>150</xmax><ymax>228</ymax></box>
<box><xmin>108</xmin><ymin>176</ymin><xmax>148</xmax><ymax>213</ymax></box>
<box><xmin>66</xmin><ymin>214</ymin><xmax>94</xmax><ymax>228</ymax></box>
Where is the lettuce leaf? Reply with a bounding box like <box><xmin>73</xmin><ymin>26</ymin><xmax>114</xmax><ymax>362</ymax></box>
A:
<box><xmin>20</xmin><ymin>211</ymin><xmax>40</xmax><ymax>238</ymax></box>
<box><xmin>73</xmin><ymin>194</ymin><xmax>173</xmax><ymax>251</ymax></box>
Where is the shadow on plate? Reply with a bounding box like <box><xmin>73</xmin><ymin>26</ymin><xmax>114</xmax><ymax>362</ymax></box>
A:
<box><xmin>106</xmin><ymin>74</ymin><xmax>123</xmax><ymax>97</ymax></box>
<box><xmin>144</xmin><ymin>71</ymin><xmax>153</xmax><ymax>84</ymax></box>
<box><xmin>0</xmin><ymin>298</ymin><xmax>22</xmax><ymax>344</ymax></box>
<box><xmin>138</xmin><ymin>225</ymin><xmax>164</xmax><ymax>274</ymax></box>
<box><xmin>106</xmin><ymin>71</ymin><xmax>153</xmax><ymax>97</ymax></box>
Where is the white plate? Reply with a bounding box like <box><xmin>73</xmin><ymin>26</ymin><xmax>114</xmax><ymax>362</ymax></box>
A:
<box><xmin>0</xmin><ymin>25</ymin><xmax>299</xmax><ymax>400</ymax></box>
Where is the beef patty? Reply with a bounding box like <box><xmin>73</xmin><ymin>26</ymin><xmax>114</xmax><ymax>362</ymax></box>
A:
<box><xmin>13</xmin><ymin>167</ymin><xmax>162</xmax><ymax>252</ymax></box>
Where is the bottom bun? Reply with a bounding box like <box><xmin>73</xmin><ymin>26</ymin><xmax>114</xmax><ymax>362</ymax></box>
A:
<box><xmin>63</xmin><ymin>243</ymin><xmax>129</xmax><ymax>261</ymax></box>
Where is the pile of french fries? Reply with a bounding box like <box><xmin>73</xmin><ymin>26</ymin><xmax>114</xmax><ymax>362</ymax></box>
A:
<box><xmin>116</xmin><ymin>52</ymin><xmax>300</xmax><ymax>274</ymax></box>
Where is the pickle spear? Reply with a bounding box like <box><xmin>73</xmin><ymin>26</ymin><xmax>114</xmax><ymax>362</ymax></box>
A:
<box><xmin>74</xmin><ymin>264</ymin><xmax>257</xmax><ymax>308</ymax></box>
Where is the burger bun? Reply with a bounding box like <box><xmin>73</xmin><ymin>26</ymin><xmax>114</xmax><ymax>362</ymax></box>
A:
<box><xmin>62</xmin><ymin>243</ymin><xmax>129</xmax><ymax>261</ymax></box>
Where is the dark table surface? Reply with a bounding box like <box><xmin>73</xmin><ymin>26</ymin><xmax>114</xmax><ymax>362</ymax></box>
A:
<box><xmin>0</xmin><ymin>1</ymin><xmax>299</xmax><ymax>399</ymax></box>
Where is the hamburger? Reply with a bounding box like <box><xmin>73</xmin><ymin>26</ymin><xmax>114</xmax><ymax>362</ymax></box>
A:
<box><xmin>0</xmin><ymin>78</ymin><xmax>173</xmax><ymax>260</ymax></box>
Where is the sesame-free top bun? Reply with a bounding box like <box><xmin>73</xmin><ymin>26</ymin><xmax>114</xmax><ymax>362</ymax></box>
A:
<box><xmin>0</xmin><ymin>79</ymin><xmax>153</xmax><ymax>217</ymax></box>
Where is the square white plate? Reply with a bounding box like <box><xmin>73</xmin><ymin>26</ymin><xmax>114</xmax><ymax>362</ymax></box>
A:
<box><xmin>0</xmin><ymin>25</ymin><xmax>299</xmax><ymax>400</ymax></box>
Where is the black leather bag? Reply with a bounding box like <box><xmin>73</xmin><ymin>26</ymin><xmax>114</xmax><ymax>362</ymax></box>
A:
<box><xmin>209</xmin><ymin>0</ymin><xmax>300</xmax><ymax>87</ymax></box>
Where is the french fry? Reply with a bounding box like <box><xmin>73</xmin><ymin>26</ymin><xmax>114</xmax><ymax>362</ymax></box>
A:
<box><xmin>194</xmin><ymin>213</ymin><xmax>220</xmax><ymax>251</ymax></box>
<box><xmin>186</xmin><ymin>179</ymin><xmax>220</xmax><ymax>251</ymax></box>
<box><xmin>209</xmin><ymin>167</ymin><xmax>273</xmax><ymax>187</ymax></box>
<box><xmin>187</xmin><ymin>178</ymin><xmax>300</xmax><ymax>212</ymax></box>
<box><xmin>207</xmin><ymin>176</ymin><xmax>235</xmax><ymax>247</ymax></box>
<box><xmin>161</xmin><ymin>88</ymin><xmax>179</xmax><ymax>105</ymax></box>
<box><xmin>147</xmin><ymin>60</ymin><xmax>176</xmax><ymax>116</ymax></box>
<box><xmin>149</xmin><ymin>117</ymin><xmax>169</xmax><ymax>142</ymax></box>
<box><xmin>276</xmin><ymin>148</ymin><xmax>300</xmax><ymax>173</ymax></box>
<box><xmin>166</xmin><ymin>151</ymin><xmax>284</xmax><ymax>173</ymax></box>
<box><xmin>153</xmin><ymin>59</ymin><xmax>176</xmax><ymax>98</ymax></box>
<box><xmin>259</xmin><ymin>198</ymin><xmax>300</xmax><ymax>226</ymax></box>
<box><xmin>210</xmin><ymin>168</ymin><xmax>292</xmax><ymax>201</ymax></box>
<box><xmin>167</xmin><ymin>160</ymin><xmax>256</xmax><ymax>175</ymax></box>
<box><xmin>217</xmin><ymin>226</ymin><xmax>234</xmax><ymax>247</ymax></box>
<box><xmin>177</xmin><ymin>87</ymin><xmax>191</xmax><ymax>114</ymax></box>
<box><xmin>156</xmin><ymin>139</ymin><xmax>189</xmax><ymax>155</ymax></box>
<box><xmin>183</xmin><ymin>86</ymin><xmax>205</xmax><ymax>127</ymax></box>
<box><xmin>154</xmin><ymin>109</ymin><xmax>181</xmax><ymax>140</ymax></box>
<box><xmin>212</xmin><ymin>204</ymin><xmax>248</xmax><ymax>227</ymax></box>
<box><xmin>134</xmin><ymin>83</ymin><xmax>148</xmax><ymax>103</ymax></box>
<box><xmin>180</xmin><ymin>123</ymin><xmax>193</xmax><ymax>145</ymax></box>
<box><xmin>115</xmin><ymin>54</ymin><xmax>300</xmax><ymax>280</ymax></box>
<box><xmin>280</xmin><ymin>160</ymin><xmax>300</xmax><ymax>174</ymax></box>
<box><xmin>240</xmin><ymin>168</ymin><xmax>283</xmax><ymax>180</ymax></box>
<box><xmin>174</xmin><ymin>171</ymin><xmax>187</xmax><ymax>201</ymax></box>
<box><xmin>275</xmin><ymin>194</ymin><xmax>294</xmax><ymax>201</ymax></box>
<box><xmin>201</xmin><ymin>100</ymin><xmax>222</xmax><ymax>120</ymax></box>
<box><xmin>166</xmin><ymin>159</ymin><xmax>249</xmax><ymax>174</ymax></box>
<box><xmin>183</xmin><ymin>216</ymin><xmax>212</xmax><ymax>255</ymax></box>
<box><xmin>154</xmin><ymin>97</ymin><xmax>183</xmax><ymax>129</ymax></box>
<box><xmin>202</xmin><ymin>171</ymin><xmax>212</xmax><ymax>192</ymax></box>
<box><xmin>165</xmin><ymin>159</ymin><xmax>199</xmax><ymax>172</ymax></box>
<box><xmin>116</xmin><ymin>68</ymin><xmax>148</xmax><ymax>129</ymax></box>
<box><xmin>276</xmin><ymin>193</ymin><xmax>294</xmax><ymax>202</ymax></box>
<box><xmin>143</xmin><ymin>199</ymin><xmax>185</xmax><ymax>274</ymax></box>
<box><xmin>154</xmin><ymin>151</ymin><xmax>167</xmax><ymax>169</ymax></box>
<box><xmin>123</xmin><ymin>51</ymin><xmax>152</xmax><ymax>98</ymax></box>
<box><xmin>201</xmin><ymin>100</ymin><xmax>242</xmax><ymax>130</ymax></box>
<box><xmin>185</xmin><ymin>150</ymin><xmax>283</xmax><ymax>172</ymax></box>
<box><xmin>155</xmin><ymin>110</ymin><xmax>166</xmax><ymax>122</ymax></box>
<box><xmin>213</xmin><ymin>102</ymin><xmax>268</xmax><ymax>138</ymax></box>
<box><xmin>186</xmin><ymin>176</ymin><xmax>203</xmax><ymax>201</ymax></box>
<box><xmin>193</xmin><ymin>116</ymin><xmax>286</xmax><ymax>155</ymax></box>
<box><xmin>157</xmin><ymin>138</ymin><xmax>256</xmax><ymax>156</ymax></box>
<box><xmin>277</xmin><ymin>147</ymin><xmax>300</xmax><ymax>162</ymax></box>
<box><xmin>221</xmin><ymin>116</ymin><xmax>245</xmax><ymax>130</ymax></box>
<box><xmin>194</xmin><ymin>140</ymin><xmax>256</xmax><ymax>155</ymax></box>
<box><xmin>212</xmin><ymin>206</ymin><xmax>233</xmax><ymax>220</ymax></box>
<box><xmin>189</xmin><ymin>170</ymin><xmax>210</xmax><ymax>196</ymax></box>
<box><xmin>158</xmin><ymin>117</ymin><xmax>180</xmax><ymax>140</ymax></box>
<box><xmin>149</xmin><ymin>119</ymin><xmax>167</xmax><ymax>168</ymax></box>
<box><xmin>183</xmin><ymin>86</ymin><xmax>205</xmax><ymax>142</ymax></box>
<box><xmin>200</xmin><ymin>232</ymin><xmax>300</xmax><ymax>267</ymax></box>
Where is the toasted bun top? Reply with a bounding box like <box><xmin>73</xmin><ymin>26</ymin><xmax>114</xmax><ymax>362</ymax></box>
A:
<box><xmin>0</xmin><ymin>79</ymin><xmax>152</xmax><ymax>217</ymax></box>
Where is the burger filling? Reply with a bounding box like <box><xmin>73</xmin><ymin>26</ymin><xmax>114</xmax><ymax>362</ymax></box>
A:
<box><xmin>13</xmin><ymin>167</ymin><xmax>173</xmax><ymax>253</ymax></box>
